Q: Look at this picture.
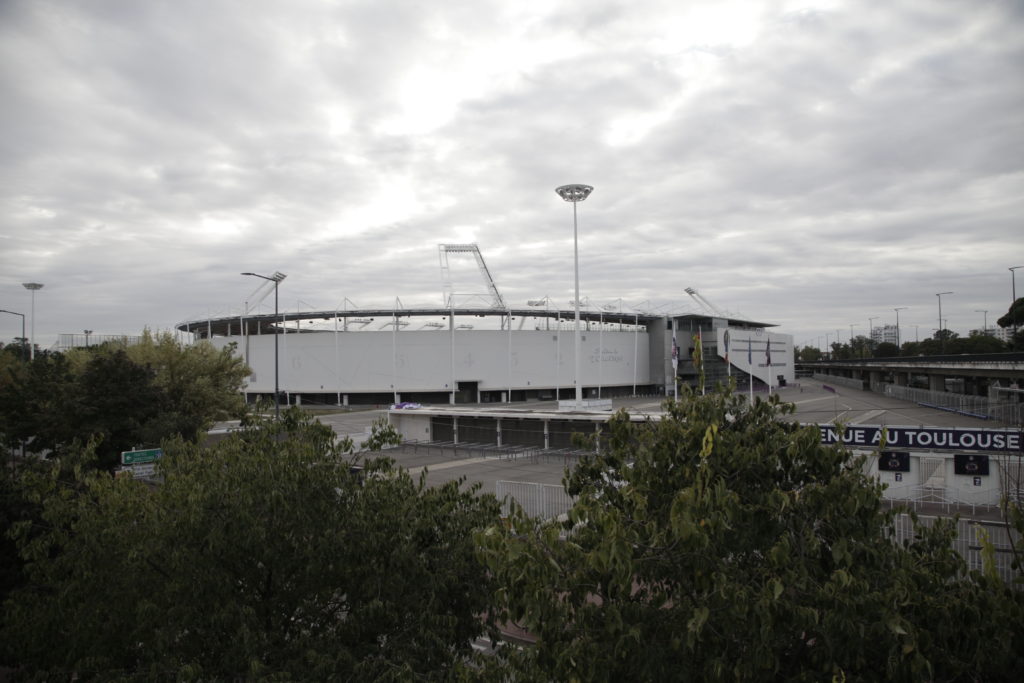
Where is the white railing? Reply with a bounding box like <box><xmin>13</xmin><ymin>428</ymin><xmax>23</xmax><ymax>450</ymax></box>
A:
<box><xmin>888</xmin><ymin>513</ymin><xmax>1020</xmax><ymax>584</ymax></box>
<box><xmin>497</xmin><ymin>481</ymin><xmax>575</xmax><ymax>520</ymax></box>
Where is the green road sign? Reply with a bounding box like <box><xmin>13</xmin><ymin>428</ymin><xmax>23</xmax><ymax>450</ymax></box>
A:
<box><xmin>122</xmin><ymin>448</ymin><xmax>162</xmax><ymax>465</ymax></box>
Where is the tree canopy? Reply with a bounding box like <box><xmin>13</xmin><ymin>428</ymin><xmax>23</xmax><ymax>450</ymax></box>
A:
<box><xmin>477</xmin><ymin>388</ymin><xmax>1024</xmax><ymax>681</ymax></box>
<box><xmin>0</xmin><ymin>331</ymin><xmax>249</xmax><ymax>470</ymax></box>
<box><xmin>1</xmin><ymin>409</ymin><xmax>502</xmax><ymax>680</ymax></box>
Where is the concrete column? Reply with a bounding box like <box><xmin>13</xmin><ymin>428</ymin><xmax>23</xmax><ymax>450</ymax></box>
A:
<box><xmin>928</xmin><ymin>374</ymin><xmax>945</xmax><ymax>392</ymax></box>
<box><xmin>496</xmin><ymin>418</ymin><xmax>502</xmax><ymax>447</ymax></box>
<box><xmin>894</xmin><ymin>373</ymin><xmax>908</xmax><ymax>387</ymax></box>
<box><xmin>543</xmin><ymin>420</ymin><xmax>550</xmax><ymax>450</ymax></box>
<box><xmin>453</xmin><ymin>417</ymin><xmax>459</xmax><ymax>444</ymax></box>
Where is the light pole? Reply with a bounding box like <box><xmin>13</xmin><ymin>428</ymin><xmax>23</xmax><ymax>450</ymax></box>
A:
<box><xmin>21</xmin><ymin>283</ymin><xmax>43</xmax><ymax>360</ymax></box>
<box><xmin>975</xmin><ymin>310</ymin><xmax>988</xmax><ymax>335</ymax></box>
<box><xmin>936</xmin><ymin>292</ymin><xmax>952</xmax><ymax>352</ymax></box>
<box><xmin>242</xmin><ymin>272</ymin><xmax>286</xmax><ymax>420</ymax></box>
<box><xmin>1011</xmin><ymin>266</ymin><xmax>1023</xmax><ymax>337</ymax></box>
<box><xmin>894</xmin><ymin>307</ymin><xmax>907</xmax><ymax>350</ymax></box>
<box><xmin>555</xmin><ymin>183</ymin><xmax>593</xmax><ymax>409</ymax></box>
<box><xmin>867</xmin><ymin>316</ymin><xmax>878</xmax><ymax>357</ymax></box>
<box><xmin>0</xmin><ymin>309</ymin><xmax>26</xmax><ymax>360</ymax></box>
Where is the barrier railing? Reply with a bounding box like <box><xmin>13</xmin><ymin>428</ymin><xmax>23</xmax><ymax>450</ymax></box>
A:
<box><xmin>497</xmin><ymin>481</ymin><xmax>575</xmax><ymax>520</ymax></box>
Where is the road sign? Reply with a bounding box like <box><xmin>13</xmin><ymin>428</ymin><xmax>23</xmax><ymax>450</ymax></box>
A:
<box><xmin>121</xmin><ymin>448</ymin><xmax>162</xmax><ymax>465</ymax></box>
<box><xmin>125</xmin><ymin>463</ymin><xmax>158</xmax><ymax>479</ymax></box>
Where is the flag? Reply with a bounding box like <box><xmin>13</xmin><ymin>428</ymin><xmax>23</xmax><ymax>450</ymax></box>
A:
<box><xmin>671</xmin><ymin>334</ymin><xmax>679</xmax><ymax>370</ymax></box>
<box><xmin>747</xmin><ymin>337</ymin><xmax>752</xmax><ymax>365</ymax></box>
<box><xmin>765</xmin><ymin>337</ymin><xmax>771</xmax><ymax>366</ymax></box>
<box><xmin>723</xmin><ymin>329</ymin><xmax>730</xmax><ymax>364</ymax></box>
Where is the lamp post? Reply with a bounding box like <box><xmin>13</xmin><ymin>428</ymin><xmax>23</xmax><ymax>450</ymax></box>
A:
<box><xmin>555</xmin><ymin>183</ymin><xmax>593</xmax><ymax>409</ymax></box>
<box><xmin>894</xmin><ymin>307</ymin><xmax>907</xmax><ymax>350</ymax></box>
<box><xmin>975</xmin><ymin>310</ymin><xmax>988</xmax><ymax>335</ymax></box>
<box><xmin>936</xmin><ymin>292</ymin><xmax>952</xmax><ymax>352</ymax></box>
<box><xmin>21</xmin><ymin>283</ymin><xmax>43</xmax><ymax>360</ymax></box>
<box><xmin>1011</xmin><ymin>266</ymin><xmax>1023</xmax><ymax>336</ymax></box>
<box><xmin>867</xmin><ymin>316</ymin><xmax>878</xmax><ymax>357</ymax></box>
<box><xmin>241</xmin><ymin>272</ymin><xmax>286</xmax><ymax>420</ymax></box>
<box><xmin>0</xmin><ymin>309</ymin><xmax>26</xmax><ymax>360</ymax></box>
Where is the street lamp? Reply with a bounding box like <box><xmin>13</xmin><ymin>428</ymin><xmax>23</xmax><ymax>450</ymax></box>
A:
<box><xmin>555</xmin><ymin>183</ymin><xmax>593</xmax><ymax>409</ymax></box>
<box><xmin>1011</xmin><ymin>266</ymin><xmax>1023</xmax><ymax>336</ymax></box>
<box><xmin>894</xmin><ymin>307</ymin><xmax>907</xmax><ymax>350</ymax></box>
<box><xmin>0</xmin><ymin>309</ymin><xmax>26</xmax><ymax>360</ymax></box>
<box><xmin>867</xmin><ymin>316</ymin><xmax>878</xmax><ymax>357</ymax></box>
<box><xmin>936</xmin><ymin>292</ymin><xmax>953</xmax><ymax>352</ymax></box>
<box><xmin>975</xmin><ymin>310</ymin><xmax>988</xmax><ymax>335</ymax></box>
<box><xmin>21</xmin><ymin>283</ymin><xmax>43</xmax><ymax>360</ymax></box>
<box><xmin>242</xmin><ymin>271</ymin><xmax>287</xmax><ymax>419</ymax></box>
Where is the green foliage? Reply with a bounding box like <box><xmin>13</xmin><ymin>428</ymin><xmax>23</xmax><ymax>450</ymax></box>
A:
<box><xmin>873</xmin><ymin>342</ymin><xmax>900</xmax><ymax>357</ymax></box>
<box><xmin>1</xmin><ymin>409</ymin><xmax>501</xmax><ymax>679</ymax></box>
<box><xmin>477</xmin><ymin>388</ymin><xmax>1024</xmax><ymax>681</ymax></box>
<box><xmin>996</xmin><ymin>298</ymin><xmax>1024</xmax><ymax>329</ymax></box>
<box><xmin>0</xmin><ymin>331</ymin><xmax>250</xmax><ymax>470</ymax></box>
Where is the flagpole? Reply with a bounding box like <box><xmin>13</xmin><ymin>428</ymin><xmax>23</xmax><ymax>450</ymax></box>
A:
<box><xmin>748</xmin><ymin>336</ymin><xmax>753</xmax><ymax>404</ymax></box>
<box><xmin>766</xmin><ymin>335</ymin><xmax>772</xmax><ymax>395</ymax></box>
<box><xmin>724</xmin><ymin>329</ymin><xmax>731</xmax><ymax>379</ymax></box>
<box><xmin>671</xmin><ymin>318</ymin><xmax>679</xmax><ymax>400</ymax></box>
<box><xmin>698</xmin><ymin>328</ymin><xmax>705</xmax><ymax>395</ymax></box>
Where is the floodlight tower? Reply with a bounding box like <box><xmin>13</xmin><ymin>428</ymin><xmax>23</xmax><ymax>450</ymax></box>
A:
<box><xmin>555</xmin><ymin>183</ymin><xmax>593</xmax><ymax>410</ymax></box>
<box><xmin>242</xmin><ymin>271</ymin><xmax>287</xmax><ymax>419</ymax></box>
<box><xmin>22</xmin><ymin>283</ymin><xmax>43</xmax><ymax>360</ymax></box>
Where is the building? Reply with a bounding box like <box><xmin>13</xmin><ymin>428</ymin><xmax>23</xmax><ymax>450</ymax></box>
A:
<box><xmin>971</xmin><ymin>327</ymin><xmax>1014</xmax><ymax>343</ymax></box>
<box><xmin>871</xmin><ymin>324</ymin><xmax>900</xmax><ymax>346</ymax></box>
<box><xmin>177</xmin><ymin>307</ymin><xmax>794</xmax><ymax>407</ymax></box>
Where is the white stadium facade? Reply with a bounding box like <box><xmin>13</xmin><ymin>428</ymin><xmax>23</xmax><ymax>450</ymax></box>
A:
<box><xmin>178</xmin><ymin>307</ymin><xmax>794</xmax><ymax>409</ymax></box>
<box><xmin>176</xmin><ymin>246</ymin><xmax>794</xmax><ymax>408</ymax></box>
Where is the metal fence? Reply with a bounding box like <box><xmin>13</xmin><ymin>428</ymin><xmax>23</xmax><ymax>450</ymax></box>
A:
<box><xmin>495</xmin><ymin>482</ymin><xmax>1023</xmax><ymax>585</ymax></box>
<box><xmin>496</xmin><ymin>481</ymin><xmax>575</xmax><ymax>520</ymax></box>
<box><xmin>888</xmin><ymin>513</ymin><xmax>1020</xmax><ymax>584</ymax></box>
<box><xmin>879</xmin><ymin>383</ymin><xmax>1024</xmax><ymax>424</ymax></box>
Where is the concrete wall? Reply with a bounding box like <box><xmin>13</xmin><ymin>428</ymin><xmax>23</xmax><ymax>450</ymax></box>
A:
<box><xmin>214</xmin><ymin>328</ymin><xmax>651</xmax><ymax>395</ymax></box>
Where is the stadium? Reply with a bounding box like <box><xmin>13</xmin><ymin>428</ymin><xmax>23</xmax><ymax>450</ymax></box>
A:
<box><xmin>176</xmin><ymin>245</ymin><xmax>794</xmax><ymax>407</ymax></box>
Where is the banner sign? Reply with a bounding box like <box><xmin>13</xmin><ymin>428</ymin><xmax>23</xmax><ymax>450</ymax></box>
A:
<box><xmin>814</xmin><ymin>424</ymin><xmax>1021</xmax><ymax>453</ymax></box>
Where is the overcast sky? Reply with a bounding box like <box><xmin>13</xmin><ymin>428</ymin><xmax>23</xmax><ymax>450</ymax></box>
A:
<box><xmin>2</xmin><ymin>0</ymin><xmax>1022</xmax><ymax>351</ymax></box>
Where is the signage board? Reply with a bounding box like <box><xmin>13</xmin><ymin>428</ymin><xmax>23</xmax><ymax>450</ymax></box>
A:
<box><xmin>813</xmin><ymin>425</ymin><xmax>1021</xmax><ymax>453</ymax></box>
<box><xmin>122</xmin><ymin>448</ymin><xmax>163</xmax><ymax>465</ymax></box>
<box><xmin>128</xmin><ymin>462</ymin><xmax>157</xmax><ymax>479</ymax></box>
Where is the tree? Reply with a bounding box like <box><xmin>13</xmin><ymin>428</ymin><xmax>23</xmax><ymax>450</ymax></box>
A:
<box><xmin>1</xmin><ymin>409</ymin><xmax>502</xmax><ymax>680</ymax></box>
<box><xmin>996</xmin><ymin>297</ymin><xmax>1024</xmax><ymax>330</ymax></box>
<box><xmin>477</xmin><ymin>388</ymin><xmax>1024</xmax><ymax>681</ymax></box>
<box><xmin>796</xmin><ymin>345</ymin><xmax>822</xmax><ymax>362</ymax></box>
<box><xmin>0</xmin><ymin>333</ymin><xmax>250</xmax><ymax>470</ymax></box>
<box><xmin>873</xmin><ymin>341</ymin><xmax>900</xmax><ymax>357</ymax></box>
<box><xmin>122</xmin><ymin>330</ymin><xmax>250</xmax><ymax>442</ymax></box>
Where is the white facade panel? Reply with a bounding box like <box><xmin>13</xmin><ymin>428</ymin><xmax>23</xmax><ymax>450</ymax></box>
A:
<box><xmin>717</xmin><ymin>327</ymin><xmax>794</xmax><ymax>386</ymax></box>
<box><xmin>215</xmin><ymin>329</ymin><xmax>650</xmax><ymax>395</ymax></box>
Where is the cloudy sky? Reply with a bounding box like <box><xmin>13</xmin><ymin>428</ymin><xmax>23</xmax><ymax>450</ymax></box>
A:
<box><xmin>2</xmin><ymin>0</ymin><xmax>1022</xmax><ymax>351</ymax></box>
